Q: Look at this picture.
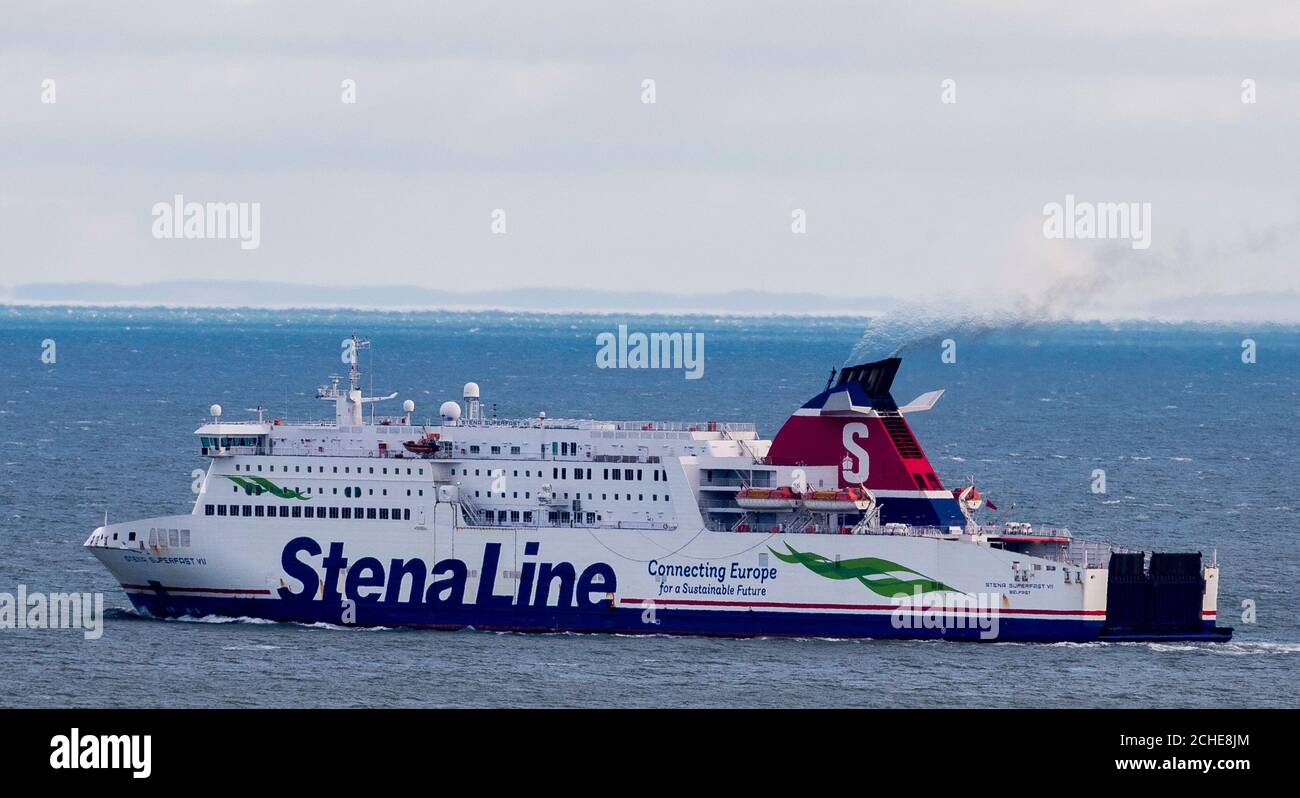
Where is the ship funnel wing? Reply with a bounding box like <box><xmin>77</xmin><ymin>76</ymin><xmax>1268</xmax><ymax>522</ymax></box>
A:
<box><xmin>898</xmin><ymin>389</ymin><xmax>944</xmax><ymax>414</ymax></box>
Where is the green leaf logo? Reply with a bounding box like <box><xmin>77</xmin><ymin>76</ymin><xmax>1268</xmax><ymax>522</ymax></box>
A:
<box><xmin>769</xmin><ymin>543</ymin><xmax>957</xmax><ymax>597</ymax></box>
<box><xmin>225</xmin><ymin>475</ymin><xmax>311</xmax><ymax>501</ymax></box>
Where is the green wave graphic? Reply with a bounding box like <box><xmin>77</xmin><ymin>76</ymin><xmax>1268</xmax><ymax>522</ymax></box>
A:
<box><xmin>225</xmin><ymin>475</ymin><xmax>311</xmax><ymax>501</ymax></box>
<box><xmin>769</xmin><ymin>543</ymin><xmax>957</xmax><ymax>597</ymax></box>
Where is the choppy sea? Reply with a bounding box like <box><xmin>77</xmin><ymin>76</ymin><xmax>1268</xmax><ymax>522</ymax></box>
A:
<box><xmin>1</xmin><ymin>306</ymin><xmax>1296</xmax><ymax>707</ymax></box>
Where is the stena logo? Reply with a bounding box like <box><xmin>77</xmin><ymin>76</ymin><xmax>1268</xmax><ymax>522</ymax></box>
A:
<box><xmin>278</xmin><ymin>538</ymin><xmax>616</xmax><ymax>611</ymax></box>
<box><xmin>841</xmin><ymin>422</ymin><xmax>870</xmax><ymax>483</ymax></box>
<box><xmin>49</xmin><ymin>728</ymin><xmax>151</xmax><ymax>779</ymax></box>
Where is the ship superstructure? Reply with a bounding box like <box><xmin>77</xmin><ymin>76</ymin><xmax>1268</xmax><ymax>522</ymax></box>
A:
<box><xmin>84</xmin><ymin>336</ymin><xmax>1231</xmax><ymax>642</ymax></box>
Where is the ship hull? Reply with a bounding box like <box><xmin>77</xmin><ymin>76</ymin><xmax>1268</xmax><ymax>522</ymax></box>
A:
<box><xmin>85</xmin><ymin>514</ymin><xmax>1228</xmax><ymax>643</ymax></box>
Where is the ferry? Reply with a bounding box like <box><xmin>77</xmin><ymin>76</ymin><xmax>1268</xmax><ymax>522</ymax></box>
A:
<box><xmin>84</xmin><ymin>336</ymin><xmax>1232</xmax><ymax>642</ymax></box>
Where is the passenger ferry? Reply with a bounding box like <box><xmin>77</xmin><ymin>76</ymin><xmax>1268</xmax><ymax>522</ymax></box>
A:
<box><xmin>84</xmin><ymin>336</ymin><xmax>1231</xmax><ymax>642</ymax></box>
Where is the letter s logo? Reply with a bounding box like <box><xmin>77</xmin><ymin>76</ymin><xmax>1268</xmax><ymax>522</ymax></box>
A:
<box><xmin>841</xmin><ymin>422</ymin><xmax>870</xmax><ymax>484</ymax></box>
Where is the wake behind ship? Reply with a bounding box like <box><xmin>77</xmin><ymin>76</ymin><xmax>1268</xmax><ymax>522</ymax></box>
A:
<box><xmin>85</xmin><ymin>337</ymin><xmax>1231</xmax><ymax>642</ymax></box>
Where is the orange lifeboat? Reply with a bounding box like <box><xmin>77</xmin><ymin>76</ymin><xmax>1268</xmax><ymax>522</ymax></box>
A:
<box><xmin>402</xmin><ymin>431</ymin><xmax>441</xmax><ymax>455</ymax></box>
<box><xmin>802</xmin><ymin>486</ymin><xmax>875</xmax><ymax>512</ymax></box>
<box><xmin>735</xmin><ymin>486</ymin><xmax>800</xmax><ymax>510</ymax></box>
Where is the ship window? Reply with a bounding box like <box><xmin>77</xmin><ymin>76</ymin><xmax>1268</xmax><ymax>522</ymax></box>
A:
<box><xmin>329</xmin><ymin>507</ymin><xmax>339</xmax><ymax>519</ymax></box>
<box><xmin>603</xmin><ymin>469</ymin><xmax>609</xmax><ymax>479</ymax></box>
<box><xmin>369</xmin><ymin>467</ymin><xmax>374</xmax><ymax>474</ymax></box>
<box><xmin>217</xmin><ymin>505</ymin><xmax>227</xmax><ymax>516</ymax></box>
<box><xmin>612</xmin><ymin>470</ymin><xmax>620</xmax><ymax>481</ymax></box>
<box><xmin>637</xmin><ymin>470</ymin><xmax>643</xmax><ymax>480</ymax></box>
<box><xmin>382</xmin><ymin>489</ymin><xmax>387</xmax><ymax>496</ymax></box>
<box><xmin>255</xmin><ymin>506</ymin><xmax>265</xmax><ymax>517</ymax></box>
<box><xmin>511</xmin><ymin>446</ymin><xmax>521</xmax><ymax>455</ymax></box>
<box><xmin>279</xmin><ymin>506</ymin><xmax>289</xmax><ymax>518</ymax></box>
<box><xmin>148</xmin><ymin>529</ymin><xmax>157</xmax><ymax>545</ymax></box>
<box><xmin>383</xmin><ymin>468</ymin><xmax>387</xmax><ymax>474</ymax></box>
<box><xmin>913</xmin><ymin>474</ymin><xmax>927</xmax><ymax>490</ymax></box>
<box><xmin>292</xmin><ymin>506</ymin><xmax>302</xmax><ymax>518</ymax></box>
<box><xmin>403</xmin><ymin>509</ymin><xmax>410</xmax><ymax>520</ymax></box>
<box><xmin>304</xmin><ymin>506</ymin><xmax>314</xmax><ymax>518</ymax></box>
<box><xmin>624</xmin><ymin>469</ymin><xmax>633</xmax><ymax>480</ymax></box>
<box><xmin>380</xmin><ymin>508</ymin><xmax>389</xmax><ymax>520</ymax></box>
<box><xmin>525</xmin><ymin>492</ymin><xmax>530</xmax><ymax>498</ymax></box>
<box><xmin>586</xmin><ymin>512</ymin><xmax>596</xmax><ymax>524</ymax></box>
<box><xmin>344</xmin><ymin>487</ymin><xmax>351</xmax><ymax>498</ymax></box>
<box><xmin>333</xmin><ymin>467</ymin><xmax>338</xmax><ymax>473</ymax></box>
<box><xmin>257</xmin><ymin>465</ymin><xmax>262</xmax><ymax>472</ymax></box>
<box><xmin>653</xmin><ymin>495</ymin><xmax>658</xmax><ymax>501</ymax></box>
<box><xmin>523</xmin><ymin>511</ymin><xmax>533</xmax><ymax>523</ymax></box>
<box><xmin>128</xmin><ymin>531</ymin><xmax>136</xmax><ymax>541</ymax></box>
<box><xmin>342</xmin><ymin>508</ymin><xmax>352</xmax><ymax>519</ymax></box>
<box><xmin>392</xmin><ymin>507</ymin><xmax>400</xmax><ymax>519</ymax></box>
<box><xmin>169</xmin><ymin>529</ymin><xmax>179</xmax><ymax>546</ymax></box>
<box><xmin>602</xmin><ymin>493</ymin><xmax>607</xmax><ymax>500</ymax></box>
<box><xmin>367</xmin><ymin>508</ymin><xmax>376</xmax><ymax>520</ymax></box>
<box><xmin>562</xmin><ymin>468</ymin><xmax>567</xmax><ymax>479</ymax></box>
<box><xmin>491</xmin><ymin>446</ymin><xmax>501</xmax><ymax>454</ymax></box>
<box><xmin>205</xmin><ymin>504</ymin><xmax>215</xmax><ymax>515</ymax></box>
<box><xmin>470</xmin><ymin>445</ymin><xmax>480</xmax><ymax>454</ymax></box>
<box><xmin>243</xmin><ymin>505</ymin><xmax>253</xmax><ymax>517</ymax></box>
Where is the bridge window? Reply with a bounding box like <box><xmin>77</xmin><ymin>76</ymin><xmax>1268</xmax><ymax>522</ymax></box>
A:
<box><xmin>205</xmin><ymin>504</ymin><xmax>215</xmax><ymax>515</ymax></box>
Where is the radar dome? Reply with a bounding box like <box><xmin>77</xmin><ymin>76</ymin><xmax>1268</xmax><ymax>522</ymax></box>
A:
<box><xmin>402</xmin><ymin>399</ymin><xmax>415</xmax><ymax>413</ymax></box>
<box><xmin>440</xmin><ymin>401</ymin><xmax>462</xmax><ymax>421</ymax></box>
<box><xmin>210</xmin><ymin>404</ymin><xmax>222</xmax><ymax>418</ymax></box>
<box><xmin>463</xmin><ymin>382</ymin><xmax>480</xmax><ymax>399</ymax></box>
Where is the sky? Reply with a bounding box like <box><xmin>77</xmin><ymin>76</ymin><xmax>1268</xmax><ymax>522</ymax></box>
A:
<box><xmin>1</xmin><ymin>1</ymin><xmax>1298</xmax><ymax>317</ymax></box>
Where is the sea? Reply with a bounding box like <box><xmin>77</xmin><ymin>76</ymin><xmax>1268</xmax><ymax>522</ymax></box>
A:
<box><xmin>1</xmin><ymin>305</ymin><xmax>1297</xmax><ymax>708</ymax></box>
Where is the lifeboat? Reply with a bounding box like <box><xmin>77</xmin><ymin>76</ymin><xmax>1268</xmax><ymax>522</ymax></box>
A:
<box><xmin>952</xmin><ymin>484</ymin><xmax>996</xmax><ymax>511</ymax></box>
<box><xmin>802</xmin><ymin>486</ymin><xmax>875</xmax><ymax>512</ymax></box>
<box><xmin>402</xmin><ymin>431</ymin><xmax>441</xmax><ymax>455</ymax></box>
<box><xmin>735</xmin><ymin>486</ymin><xmax>799</xmax><ymax>510</ymax></box>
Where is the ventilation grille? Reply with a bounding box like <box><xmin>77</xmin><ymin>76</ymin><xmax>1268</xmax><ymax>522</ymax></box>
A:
<box><xmin>878</xmin><ymin>412</ymin><xmax>924</xmax><ymax>459</ymax></box>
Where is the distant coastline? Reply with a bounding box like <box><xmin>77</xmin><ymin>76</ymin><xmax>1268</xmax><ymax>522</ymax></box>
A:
<box><xmin>2</xmin><ymin>280</ymin><xmax>1297</xmax><ymax>323</ymax></box>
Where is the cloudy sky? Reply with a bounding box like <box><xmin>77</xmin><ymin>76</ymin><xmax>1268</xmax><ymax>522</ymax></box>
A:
<box><xmin>2</xmin><ymin>1</ymin><xmax>1298</xmax><ymax>316</ymax></box>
